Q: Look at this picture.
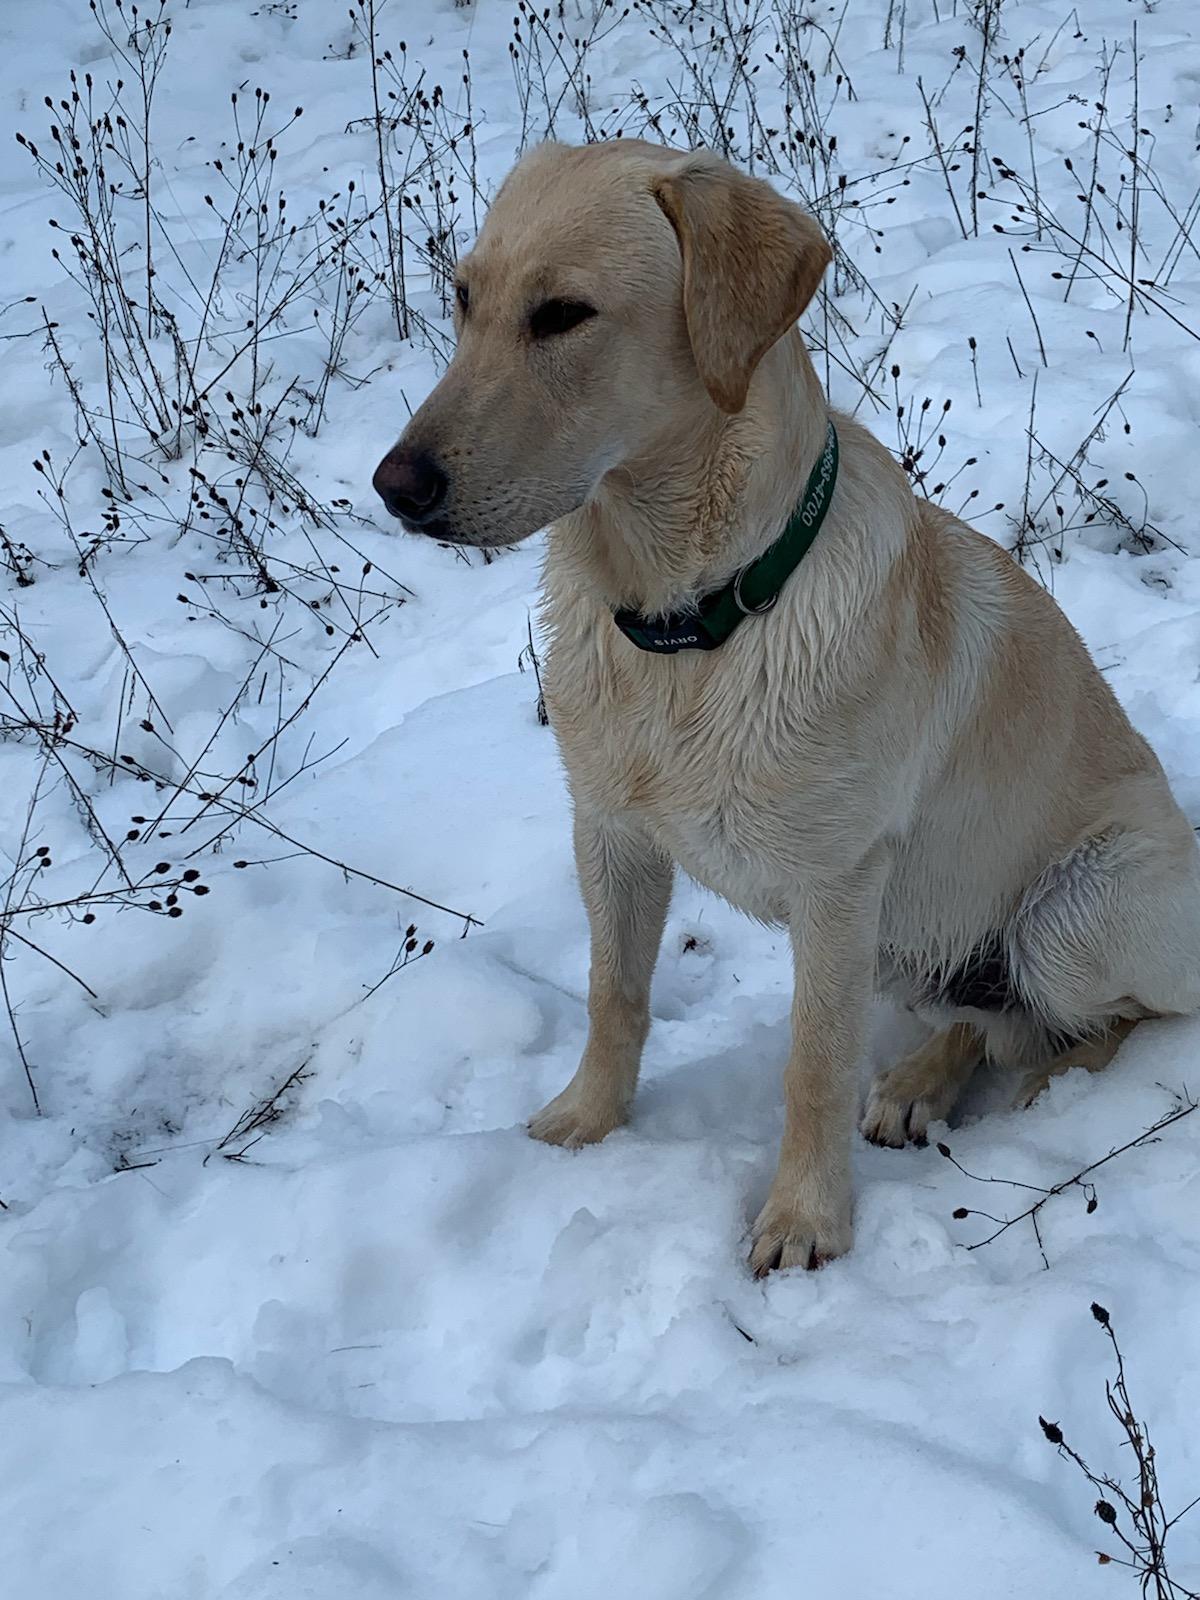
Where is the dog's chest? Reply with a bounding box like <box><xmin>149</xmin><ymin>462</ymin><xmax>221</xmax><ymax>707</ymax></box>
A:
<box><xmin>547</xmin><ymin>626</ymin><xmax>858</xmax><ymax>916</ymax></box>
<box><xmin>602</xmin><ymin>732</ymin><xmax>791</xmax><ymax>914</ymax></box>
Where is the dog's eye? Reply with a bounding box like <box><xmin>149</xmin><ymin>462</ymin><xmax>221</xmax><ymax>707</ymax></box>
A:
<box><xmin>529</xmin><ymin>298</ymin><xmax>596</xmax><ymax>339</ymax></box>
<box><xmin>455</xmin><ymin>282</ymin><xmax>469</xmax><ymax>314</ymax></box>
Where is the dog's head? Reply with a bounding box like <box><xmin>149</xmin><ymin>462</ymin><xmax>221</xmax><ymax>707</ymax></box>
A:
<box><xmin>373</xmin><ymin>140</ymin><xmax>830</xmax><ymax>547</ymax></box>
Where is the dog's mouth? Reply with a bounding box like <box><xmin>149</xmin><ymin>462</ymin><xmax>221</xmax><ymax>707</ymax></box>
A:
<box><xmin>390</xmin><ymin>507</ymin><xmax>452</xmax><ymax>541</ymax></box>
<box><xmin>380</xmin><ymin>496</ymin><xmax>552</xmax><ymax>550</ymax></box>
<box><xmin>390</xmin><ymin>510</ymin><xmax>527</xmax><ymax>551</ymax></box>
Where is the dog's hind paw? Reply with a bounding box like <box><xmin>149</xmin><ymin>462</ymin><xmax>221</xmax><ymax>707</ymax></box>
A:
<box><xmin>1013</xmin><ymin>1071</ymin><xmax>1049</xmax><ymax>1109</ymax></box>
<box><xmin>859</xmin><ymin>1077</ymin><xmax>945</xmax><ymax>1148</ymax></box>
<box><xmin>859</xmin><ymin>1028</ymin><xmax>982</xmax><ymax>1148</ymax></box>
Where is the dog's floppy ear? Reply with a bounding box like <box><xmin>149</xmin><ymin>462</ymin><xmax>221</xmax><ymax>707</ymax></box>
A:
<box><xmin>653</xmin><ymin>156</ymin><xmax>831</xmax><ymax>414</ymax></box>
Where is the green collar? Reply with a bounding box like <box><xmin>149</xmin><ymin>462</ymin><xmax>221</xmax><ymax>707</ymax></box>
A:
<box><xmin>612</xmin><ymin>419</ymin><xmax>839</xmax><ymax>654</ymax></box>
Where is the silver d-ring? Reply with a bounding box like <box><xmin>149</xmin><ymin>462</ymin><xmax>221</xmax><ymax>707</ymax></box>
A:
<box><xmin>732</xmin><ymin>567</ymin><xmax>778</xmax><ymax>615</ymax></box>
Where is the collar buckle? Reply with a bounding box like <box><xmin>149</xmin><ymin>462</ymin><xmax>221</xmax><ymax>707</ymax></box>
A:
<box><xmin>732</xmin><ymin>567</ymin><xmax>778</xmax><ymax>616</ymax></box>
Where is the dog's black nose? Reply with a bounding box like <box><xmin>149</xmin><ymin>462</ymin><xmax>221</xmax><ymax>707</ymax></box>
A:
<box><xmin>373</xmin><ymin>448</ymin><xmax>448</xmax><ymax>526</ymax></box>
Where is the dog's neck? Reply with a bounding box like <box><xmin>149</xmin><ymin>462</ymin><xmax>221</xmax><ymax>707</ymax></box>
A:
<box><xmin>550</xmin><ymin>330</ymin><xmax>829</xmax><ymax>618</ymax></box>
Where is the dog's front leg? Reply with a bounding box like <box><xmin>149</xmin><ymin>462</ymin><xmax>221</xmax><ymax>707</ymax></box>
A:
<box><xmin>750</xmin><ymin>848</ymin><xmax>887</xmax><ymax>1275</ymax></box>
<box><xmin>529</xmin><ymin>805</ymin><xmax>673</xmax><ymax>1148</ymax></box>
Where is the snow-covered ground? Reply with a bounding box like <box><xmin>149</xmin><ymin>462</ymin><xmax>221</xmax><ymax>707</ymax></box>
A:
<box><xmin>4</xmin><ymin>0</ymin><xmax>1200</xmax><ymax>1593</ymax></box>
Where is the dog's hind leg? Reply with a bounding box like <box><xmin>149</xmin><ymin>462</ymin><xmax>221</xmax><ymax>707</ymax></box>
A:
<box><xmin>860</xmin><ymin>1021</ymin><xmax>985</xmax><ymax>1148</ymax></box>
<box><xmin>1013</xmin><ymin>1016</ymin><xmax>1140</xmax><ymax>1109</ymax></box>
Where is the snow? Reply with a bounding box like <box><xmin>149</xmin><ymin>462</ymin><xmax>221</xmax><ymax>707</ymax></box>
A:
<box><xmin>3</xmin><ymin>0</ymin><xmax>1200</xmax><ymax>1594</ymax></box>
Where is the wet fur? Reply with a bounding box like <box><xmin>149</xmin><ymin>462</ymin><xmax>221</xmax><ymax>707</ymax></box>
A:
<box><xmin>383</xmin><ymin>139</ymin><xmax>1200</xmax><ymax>1272</ymax></box>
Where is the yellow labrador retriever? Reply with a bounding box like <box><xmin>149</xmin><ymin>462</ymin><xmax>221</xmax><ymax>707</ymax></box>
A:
<box><xmin>373</xmin><ymin>139</ymin><xmax>1200</xmax><ymax>1273</ymax></box>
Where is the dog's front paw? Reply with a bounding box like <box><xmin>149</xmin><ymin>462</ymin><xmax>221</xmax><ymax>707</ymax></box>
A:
<box><xmin>528</xmin><ymin>1081</ymin><xmax>627</xmax><ymax>1149</ymax></box>
<box><xmin>749</xmin><ymin>1184</ymin><xmax>853</xmax><ymax>1277</ymax></box>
